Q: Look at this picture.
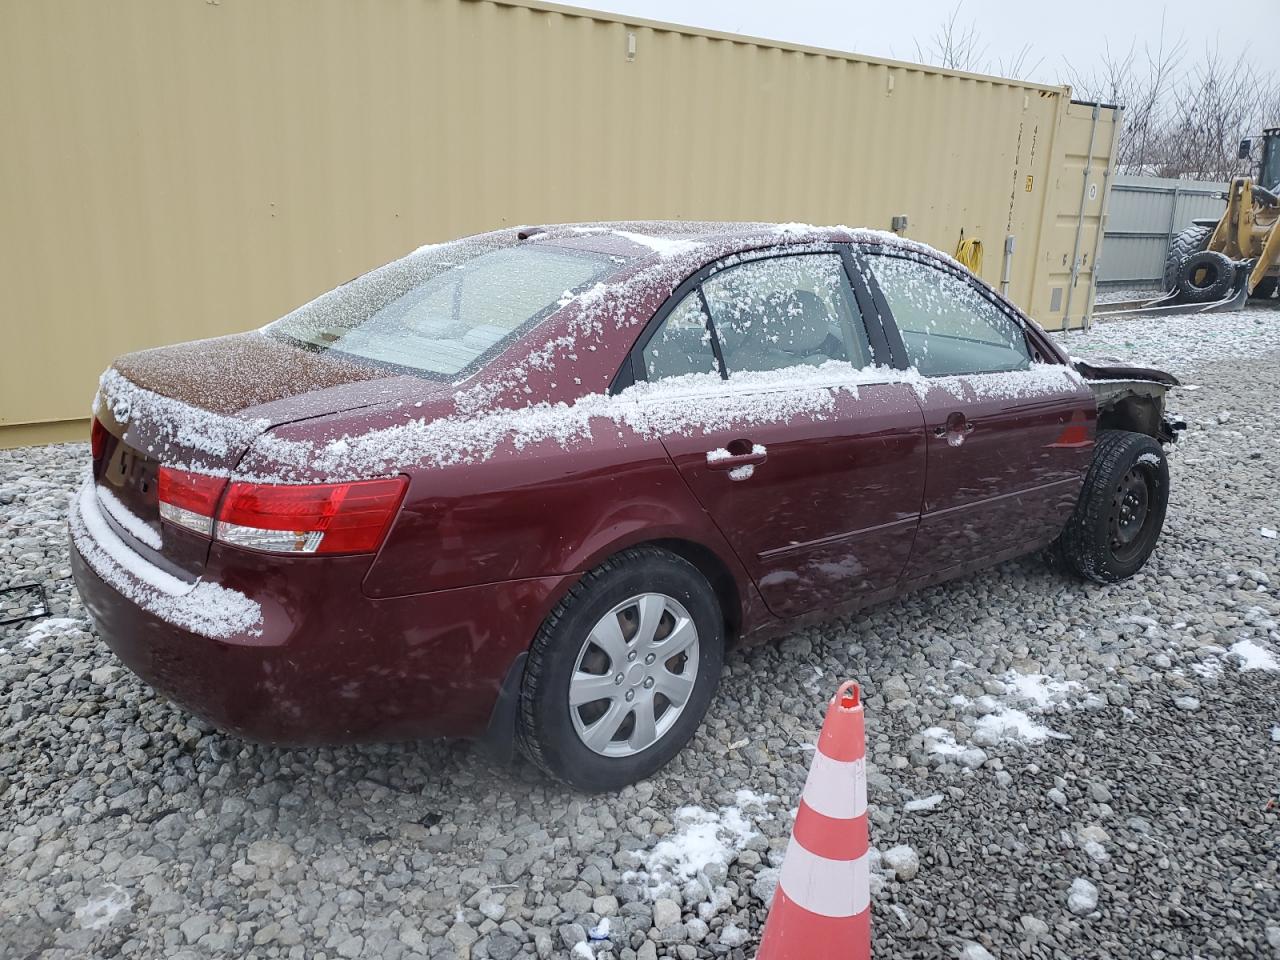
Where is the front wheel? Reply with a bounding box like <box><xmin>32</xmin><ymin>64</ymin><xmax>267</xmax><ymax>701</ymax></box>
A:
<box><xmin>1252</xmin><ymin>276</ymin><xmax>1278</xmax><ymax>300</ymax></box>
<box><xmin>1055</xmin><ymin>430</ymin><xmax>1170</xmax><ymax>583</ymax></box>
<box><xmin>516</xmin><ymin>547</ymin><xmax>724</xmax><ymax>792</ymax></box>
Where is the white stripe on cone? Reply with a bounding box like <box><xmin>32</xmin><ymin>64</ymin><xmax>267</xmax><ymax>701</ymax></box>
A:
<box><xmin>801</xmin><ymin>752</ymin><xmax>867</xmax><ymax>820</ymax></box>
<box><xmin>778</xmin><ymin>840</ymin><xmax>872</xmax><ymax>917</ymax></box>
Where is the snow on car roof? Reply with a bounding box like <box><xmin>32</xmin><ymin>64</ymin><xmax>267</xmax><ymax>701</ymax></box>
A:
<box><xmin>95</xmin><ymin>222</ymin><xmax>974</xmax><ymax>483</ymax></box>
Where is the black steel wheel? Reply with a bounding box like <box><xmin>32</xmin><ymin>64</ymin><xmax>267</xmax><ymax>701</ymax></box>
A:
<box><xmin>1055</xmin><ymin>430</ymin><xmax>1169</xmax><ymax>583</ymax></box>
<box><xmin>1108</xmin><ymin>463</ymin><xmax>1155</xmax><ymax>566</ymax></box>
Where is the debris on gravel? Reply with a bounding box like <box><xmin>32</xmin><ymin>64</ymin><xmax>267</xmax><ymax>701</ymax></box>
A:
<box><xmin>2</xmin><ymin>303</ymin><xmax>1279</xmax><ymax>959</ymax></box>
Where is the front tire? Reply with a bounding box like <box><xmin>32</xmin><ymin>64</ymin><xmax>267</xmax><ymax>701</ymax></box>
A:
<box><xmin>516</xmin><ymin>547</ymin><xmax>724</xmax><ymax>792</ymax></box>
<box><xmin>1056</xmin><ymin>430</ymin><xmax>1170</xmax><ymax>584</ymax></box>
<box><xmin>1252</xmin><ymin>276</ymin><xmax>1278</xmax><ymax>300</ymax></box>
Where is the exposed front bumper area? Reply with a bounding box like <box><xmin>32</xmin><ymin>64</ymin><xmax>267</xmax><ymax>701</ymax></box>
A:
<box><xmin>69</xmin><ymin>484</ymin><xmax>573</xmax><ymax>743</ymax></box>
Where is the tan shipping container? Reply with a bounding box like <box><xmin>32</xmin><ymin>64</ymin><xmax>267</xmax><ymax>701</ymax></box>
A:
<box><xmin>0</xmin><ymin>0</ymin><xmax>1118</xmax><ymax>447</ymax></box>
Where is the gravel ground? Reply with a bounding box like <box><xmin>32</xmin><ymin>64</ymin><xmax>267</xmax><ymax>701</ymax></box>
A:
<box><xmin>1093</xmin><ymin>285</ymin><xmax>1163</xmax><ymax>304</ymax></box>
<box><xmin>3</xmin><ymin>303</ymin><xmax>1279</xmax><ymax>960</ymax></box>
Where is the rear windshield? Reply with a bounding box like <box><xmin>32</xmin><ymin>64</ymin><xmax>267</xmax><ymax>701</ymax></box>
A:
<box><xmin>268</xmin><ymin>241</ymin><xmax>622</xmax><ymax>376</ymax></box>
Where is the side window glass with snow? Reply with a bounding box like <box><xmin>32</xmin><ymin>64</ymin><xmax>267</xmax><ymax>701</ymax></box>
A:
<box><xmin>641</xmin><ymin>290</ymin><xmax>720</xmax><ymax>382</ymax></box>
<box><xmin>866</xmin><ymin>255</ymin><xmax>1032</xmax><ymax>376</ymax></box>
<box><xmin>700</xmin><ymin>254</ymin><xmax>872</xmax><ymax>375</ymax></box>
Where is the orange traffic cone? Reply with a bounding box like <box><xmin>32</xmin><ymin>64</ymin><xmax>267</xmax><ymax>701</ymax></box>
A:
<box><xmin>757</xmin><ymin>680</ymin><xmax>871</xmax><ymax>959</ymax></box>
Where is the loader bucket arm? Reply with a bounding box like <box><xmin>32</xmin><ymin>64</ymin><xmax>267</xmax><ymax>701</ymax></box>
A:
<box><xmin>1250</xmin><ymin>211</ymin><xmax>1280</xmax><ymax>294</ymax></box>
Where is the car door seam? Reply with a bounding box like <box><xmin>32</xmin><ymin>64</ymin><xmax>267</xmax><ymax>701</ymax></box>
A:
<box><xmin>756</xmin><ymin>513</ymin><xmax>922</xmax><ymax>561</ymax></box>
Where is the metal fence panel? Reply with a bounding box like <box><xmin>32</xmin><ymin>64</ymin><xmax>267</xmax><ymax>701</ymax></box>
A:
<box><xmin>1098</xmin><ymin>175</ymin><xmax>1227</xmax><ymax>288</ymax></box>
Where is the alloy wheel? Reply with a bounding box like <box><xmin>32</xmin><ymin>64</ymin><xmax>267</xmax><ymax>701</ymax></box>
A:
<box><xmin>568</xmin><ymin>593</ymin><xmax>700</xmax><ymax>757</ymax></box>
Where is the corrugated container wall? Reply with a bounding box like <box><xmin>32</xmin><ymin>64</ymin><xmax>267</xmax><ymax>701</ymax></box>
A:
<box><xmin>0</xmin><ymin>0</ymin><xmax>1118</xmax><ymax>447</ymax></box>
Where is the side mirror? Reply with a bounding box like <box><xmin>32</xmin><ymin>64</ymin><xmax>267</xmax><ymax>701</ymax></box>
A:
<box><xmin>1239</xmin><ymin>138</ymin><xmax>1252</xmax><ymax>160</ymax></box>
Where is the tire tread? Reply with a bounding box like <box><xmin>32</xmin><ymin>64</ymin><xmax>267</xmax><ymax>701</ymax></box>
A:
<box><xmin>1163</xmin><ymin>224</ymin><xmax>1212</xmax><ymax>292</ymax></box>
<box><xmin>1057</xmin><ymin>429</ymin><xmax>1167</xmax><ymax>583</ymax></box>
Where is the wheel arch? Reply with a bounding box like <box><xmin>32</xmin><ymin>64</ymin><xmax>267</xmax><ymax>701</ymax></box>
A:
<box><xmin>547</xmin><ymin>531</ymin><xmax>752</xmax><ymax>650</ymax></box>
<box><xmin>645</xmin><ymin>537</ymin><xmax>745</xmax><ymax>649</ymax></box>
<box><xmin>1096</xmin><ymin>394</ymin><xmax>1164</xmax><ymax>439</ymax></box>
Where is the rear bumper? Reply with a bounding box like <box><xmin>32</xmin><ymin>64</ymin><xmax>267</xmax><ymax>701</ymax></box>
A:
<box><xmin>69</xmin><ymin>486</ymin><xmax>573</xmax><ymax>743</ymax></box>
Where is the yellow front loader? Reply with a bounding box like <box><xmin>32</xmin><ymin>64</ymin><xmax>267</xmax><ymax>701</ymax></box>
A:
<box><xmin>1160</xmin><ymin>128</ymin><xmax>1280</xmax><ymax>306</ymax></box>
<box><xmin>1099</xmin><ymin>129</ymin><xmax>1280</xmax><ymax>318</ymax></box>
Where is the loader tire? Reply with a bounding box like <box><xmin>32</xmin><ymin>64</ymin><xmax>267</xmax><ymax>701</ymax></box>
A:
<box><xmin>1176</xmin><ymin>251</ymin><xmax>1235</xmax><ymax>304</ymax></box>
<box><xmin>1162</xmin><ymin>223</ymin><xmax>1212</xmax><ymax>293</ymax></box>
<box><xmin>1251</xmin><ymin>276</ymin><xmax>1278</xmax><ymax>300</ymax></box>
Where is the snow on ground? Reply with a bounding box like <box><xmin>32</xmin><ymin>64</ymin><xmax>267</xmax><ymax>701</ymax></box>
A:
<box><xmin>1055</xmin><ymin>303</ymin><xmax>1280</xmax><ymax>374</ymax></box>
<box><xmin>5</xmin><ymin>616</ymin><xmax>84</xmax><ymax>652</ymax></box>
<box><xmin>625</xmin><ymin>789</ymin><xmax>774</xmax><ymax>905</ymax></box>
<box><xmin>926</xmin><ymin>666</ymin><xmax>1099</xmax><ymax>755</ymax></box>
<box><xmin>73</xmin><ymin>885</ymin><xmax>132</xmax><ymax>931</ymax></box>
<box><xmin>1093</xmin><ymin>285</ymin><xmax>1162</xmax><ymax>304</ymax></box>
<box><xmin>1228</xmin><ymin>638</ymin><xmax>1280</xmax><ymax>672</ymax></box>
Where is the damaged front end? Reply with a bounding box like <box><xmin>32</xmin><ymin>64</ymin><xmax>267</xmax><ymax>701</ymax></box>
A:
<box><xmin>1073</xmin><ymin>361</ymin><xmax>1187</xmax><ymax>444</ymax></box>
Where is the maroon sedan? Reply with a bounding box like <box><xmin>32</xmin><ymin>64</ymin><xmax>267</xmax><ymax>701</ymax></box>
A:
<box><xmin>71</xmin><ymin>222</ymin><xmax>1180</xmax><ymax>791</ymax></box>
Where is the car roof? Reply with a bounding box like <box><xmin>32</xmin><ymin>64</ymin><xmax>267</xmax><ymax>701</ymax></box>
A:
<box><xmin>523</xmin><ymin>220</ymin><xmax>947</xmax><ymax>267</ymax></box>
<box><xmin>524</xmin><ymin>220</ymin><xmax>855</xmax><ymax>256</ymax></box>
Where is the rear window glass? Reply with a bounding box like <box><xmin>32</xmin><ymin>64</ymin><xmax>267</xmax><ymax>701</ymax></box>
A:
<box><xmin>269</xmin><ymin>242</ymin><xmax>622</xmax><ymax>376</ymax></box>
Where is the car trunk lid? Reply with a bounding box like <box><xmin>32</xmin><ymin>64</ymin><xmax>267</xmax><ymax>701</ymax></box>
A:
<box><xmin>92</xmin><ymin>330</ymin><xmax>428</xmax><ymax>578</ymax></box>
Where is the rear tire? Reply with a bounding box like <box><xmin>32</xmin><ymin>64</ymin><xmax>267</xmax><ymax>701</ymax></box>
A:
<box><xmin>1252</xmin><ymin>276</ymin><xmax>1278</xmax><ymax>300</ymax></box>
<box><xmin>516</xmin><ymin>547</ymin><xmax>724</xmax><ymax>792</ymax></box>
<box><xmin>1163</xmin><ymin>224</ymin><xmax>1212</xmax><ymax>293</ymax></box>
<box><xmin>1055</xmin><ymin>430</ymin><xmax>1169</xmax><ymax>584</ymax></box>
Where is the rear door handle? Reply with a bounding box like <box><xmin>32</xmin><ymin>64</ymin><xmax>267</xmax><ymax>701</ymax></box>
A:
<box><xmin>934</xmin><ymin>413</ymin><xmax>976</xmax><ymax>437</ymax></box>
<box><xmin>706</xmin><ymin>440</ymin><xmax>767</xmax><ymax>471</ymax></box>
<box><xmin>706</xmin><ymin>451</ymin><xmax>768</xmax><ymax>470</ymax></box>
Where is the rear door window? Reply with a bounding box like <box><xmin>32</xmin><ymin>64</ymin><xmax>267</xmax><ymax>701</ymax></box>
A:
<box><xmin>865</xmin><ymin>254</ymin><xmax>1031</xmax><ymax>376</ymax></box>
<box><xmin>701</xmin><ymin>254</ymin><xmax>873</xmax><ymax>375</ymax></box>
<box><xmin>640</xmin><ymin>291</ymin><xmax>720</xmax><ymax>381</ymax></box>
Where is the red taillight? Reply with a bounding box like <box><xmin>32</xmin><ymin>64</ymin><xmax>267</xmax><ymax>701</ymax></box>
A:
<box><xmin>90</xmin><ymin>417</ymin><xmax>108</xmax><ymax>461</ymax></box>
<box><xmin>156</xmin><ymin>466</ymin><xmax>406</xmax><ymax>555</ymax></box>
<box><xmin>216</xmin><ymin>477</ymin><xmax>407</xmax><ymax>555</ymax></box>
<box><xmin>157</xmin><ymin>467</ymin><xmax>228</xmax><ymax>537</ymax></box>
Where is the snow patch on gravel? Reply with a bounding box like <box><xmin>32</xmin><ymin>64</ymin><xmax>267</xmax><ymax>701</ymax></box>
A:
<box><xmin>929</xmin><ymin>668</ymin><xmax>1095</xmax><ymax>751</ymax></box>
<box><xmin>626</xmin><ymin>789</ymin><xmax>774</xmax><ymax>903</ymax></box>
<box><xmin>11</xmin><ymin>617</ymin><xmax>85</xmax><ymax>651</ymax></box>
<box><xmin>973</xmin><ymin>707</ymin><xmax>1068</xmax><ymax>744</ymax></box>
<box><xmin>903</xmin><ymin>794</ymin><xmax>945</xmax><ymax>812</ymax></box>
<box><xmin>74</xmin><ymin>884</ymin><xmax>131</xmax><ymax>930</ymax></box>
<box><xmin>1228</xmin><ymin>639</ymin><xmax>1280</xmax><ymax>672</ymax></box>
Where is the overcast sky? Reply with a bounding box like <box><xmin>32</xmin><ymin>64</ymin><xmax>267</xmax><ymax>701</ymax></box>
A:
<box><xmin>554</xmin><ymin>0</ymin><xmax>1269</xmax><ymax>88</ymax></box>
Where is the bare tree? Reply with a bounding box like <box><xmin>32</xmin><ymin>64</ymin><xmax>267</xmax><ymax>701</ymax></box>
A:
<box><xmin>916</xmin><ymin>5</ymin><xmax>1278</xmax><ymax>183</ymax></box>
<box><xmin>913</xmin><ymin>2</ymin><xmax>1041</xmax><ymax>80</ymax></box>
<box><xmin>1061</xmin><ymin>18</ymin><xmax>1185</xmax><ymax>174</ymax></box>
